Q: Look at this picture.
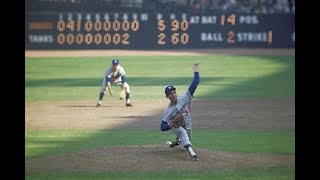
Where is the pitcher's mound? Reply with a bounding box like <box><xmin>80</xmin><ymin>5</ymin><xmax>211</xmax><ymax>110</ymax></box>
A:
<box><xmin>26</xmin><ymin>144</ymin><xmax>294</xmax><ymax>172</ymax></box>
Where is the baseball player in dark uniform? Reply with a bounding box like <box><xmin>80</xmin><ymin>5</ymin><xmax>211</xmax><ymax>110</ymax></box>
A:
<box><xmin>96</xmin><ymin>59</ymin><xmax>133</xmax><ymax>107</ymax></box>
<box><xmin>160</xmin><ymin>63</ymin><xmax>200</xmax><ymax>161</ymax></box>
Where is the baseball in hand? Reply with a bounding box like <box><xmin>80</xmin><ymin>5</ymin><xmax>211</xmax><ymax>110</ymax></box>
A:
<box><xmin>193</xmin><ymin>63</ymin><xmax>200</xmax><ymax>72</ymax></box>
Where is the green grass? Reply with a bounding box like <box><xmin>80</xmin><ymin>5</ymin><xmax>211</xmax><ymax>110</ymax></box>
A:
<box><xmin>26</xmin><ymin>166</ymin><xmax>295</xmax><ymax>180</ymax></box>
<box><xmin>26</xmin><ymin>129</ymin><xmax>294</xmax><ymax>159</ymax></box>
<box><xmin>193</xmin><ymin>129</ymin><xmax>295</xmax><ymax>155</ymax></box>
<box><xmin>25</xmin><ymin>55</ymin><xmax>295</xmax><ymax>101</ymax></box>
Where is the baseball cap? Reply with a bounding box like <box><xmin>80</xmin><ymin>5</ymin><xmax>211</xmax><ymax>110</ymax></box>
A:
<box><xmin>164</xmin><ymin>85</ymin><xmax>176</xmax><ymax>95</ymax></box>
<box><xmin>112</xmin><ymin>59</ymin><xmax>120</xmax><ymax>65</ymax></box>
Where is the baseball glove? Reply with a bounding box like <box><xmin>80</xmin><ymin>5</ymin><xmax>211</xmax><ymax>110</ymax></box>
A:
<box><xmin>171</xmin><ymin>114</ymin><xmax>184</xmax><ymax>128</ymax></box>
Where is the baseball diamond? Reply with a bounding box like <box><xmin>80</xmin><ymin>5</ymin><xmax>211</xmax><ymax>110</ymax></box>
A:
<box><xmin>25</xmin><ymin>49</ymin><xmax>295</xmax><ymax>175</ymax></box>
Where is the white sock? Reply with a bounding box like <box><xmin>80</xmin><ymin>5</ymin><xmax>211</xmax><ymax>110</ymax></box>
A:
<box><xmin>188</xmin><ymin>147</ymin><xmax>196</xmax><ymax>156</ymax></box>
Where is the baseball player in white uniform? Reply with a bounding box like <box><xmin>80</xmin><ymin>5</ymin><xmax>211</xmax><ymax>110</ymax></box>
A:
<box><xmin>96</xmin><ymin>59</ymin><xmax>133</xmax><ymax>107</ymax></box>
<box><xmin>160</xmin><ymin>63</ymin><xmax>200</xmax><ymax>161</ymax></box>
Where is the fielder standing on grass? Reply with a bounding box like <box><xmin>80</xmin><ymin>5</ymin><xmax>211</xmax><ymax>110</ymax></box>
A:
<box><xmin>160</xmin><ymin>63</ymin><xmax>200</xmax><ymax>161</ymax></box>
<box><xmin>96</xmin><ymin>59</ymin><xmax>133</xmax><ymax>107</ymax></box>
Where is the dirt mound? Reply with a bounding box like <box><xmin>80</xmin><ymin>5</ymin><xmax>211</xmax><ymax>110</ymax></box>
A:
<box><xmin>26</xmin><ymin>145</ymin><xmax>294</xmax><ymax>172</ymax></box>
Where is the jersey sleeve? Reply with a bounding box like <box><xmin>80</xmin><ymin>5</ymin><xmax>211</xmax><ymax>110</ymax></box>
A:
<box><xmin>180</xmin><ymin>90</ymin><xmax>192</xmax><ymax>105</ymax></box>
<box><xmin>161</xmin><ymin>107</ymin><xmax>171</xmax><ymax>124</ymax></box>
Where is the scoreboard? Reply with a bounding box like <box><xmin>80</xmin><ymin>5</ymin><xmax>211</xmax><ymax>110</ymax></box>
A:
<box><xmin>25</xmin><ymin>12</ymin><xmax>295</xmax><ymax>49</ymax></box>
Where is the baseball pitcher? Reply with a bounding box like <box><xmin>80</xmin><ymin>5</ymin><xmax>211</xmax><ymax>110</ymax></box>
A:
<box><xmin>96</xmin><ymin>59</ymin><xmax>133</xmax><ymax>107</ymax></box>
<box><xmin>160</xmin><ymin>63</ymin><xmax>200</xmax><ymax>161</ymax></box>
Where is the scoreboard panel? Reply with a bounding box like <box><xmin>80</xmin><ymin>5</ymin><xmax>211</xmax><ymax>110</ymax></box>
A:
<box><xmin>25</xmin><ymin>12</ymin><xmax>295</xmax><ymax>49</ymax></box>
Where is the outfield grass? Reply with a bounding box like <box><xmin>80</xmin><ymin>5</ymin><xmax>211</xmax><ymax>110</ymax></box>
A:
<box><xmin>25</xmin><ymin>55</ymin><xmax>295</xmax><ymax>101</ymax></box>
<box><xmin>25</xmin><ymin>55</ymin><xmax>295</xmax><ymax>179</ymax></box>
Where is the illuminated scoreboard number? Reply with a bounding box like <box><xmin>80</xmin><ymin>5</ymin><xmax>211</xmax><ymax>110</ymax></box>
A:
<box><xmin>226</xmin><ymin>30</ymin><xmax>273</xmax><ymax>44</ymax></box>
<box><xmin>227</xmin><ymin>31</ymin><xmax>236</xmax><ymax>43</ymax></box>
<box><xmin>56</xmin><ymin>19</ymin><xmax>140</xmax><ymax>46</ymax></box>
<box><xmin>157</xmin><ymin>19</ymin><xmax>189</xmax><ymax>45</ymax></box>
<box><xmin>220</xmin><ymin>14</ymin><xmax>236</xmax><ymax>26</ymax></box>
<box><xmin>220</xmin><ymin>14</ymin><xmax>273</xmax><ymax>44</ymax></box>
<box><xmin>221</xmin><ymin>14</ymin><xmax>237</xmax><ymax>44</ymax></box>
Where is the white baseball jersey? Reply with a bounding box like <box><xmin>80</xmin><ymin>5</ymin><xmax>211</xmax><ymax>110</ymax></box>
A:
<box><xmin>162</xmin><ymin>90</ymin><xmax>193</xmax><ymax>129</ymax></box>
<box><xmin>104</xmin><ymin>65</ymin><xmax>126</xmax><ymax>82</ymax></box>
<box><xmin>99</xmin><ymin>65</ymin><xmax>129</xmax><ymax>94</ymax></box>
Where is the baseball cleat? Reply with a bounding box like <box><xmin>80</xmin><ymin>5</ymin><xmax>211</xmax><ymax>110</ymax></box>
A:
<box><xmin>169</xmin><ymin>141</ymin><xmax>180</xmax><ymax>147</ymax></box>
<box><xmin>96</xmin><ymin>103</ymin><xmax>101</xmax><ymax>107</ymax></box>
<box><xmin>126</xmin><ymin>103</ymin><xmax>133</xmax><ymax>107</ymax></box>
<box><xmin>190</xmin><ymin>155</ymin><xmax>199</xmax><ymax>161</ymax></box>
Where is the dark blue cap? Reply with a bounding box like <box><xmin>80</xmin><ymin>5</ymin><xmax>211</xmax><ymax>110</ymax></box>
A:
<box><xmin>164</xmin><ymin>85</ymin><xmax>176</xmax><ymax>95</ymax></box>
<box><xmin>112</xmin><ymin>59</ymin><xmax>120</xmax><ymax>65</ymax></box>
